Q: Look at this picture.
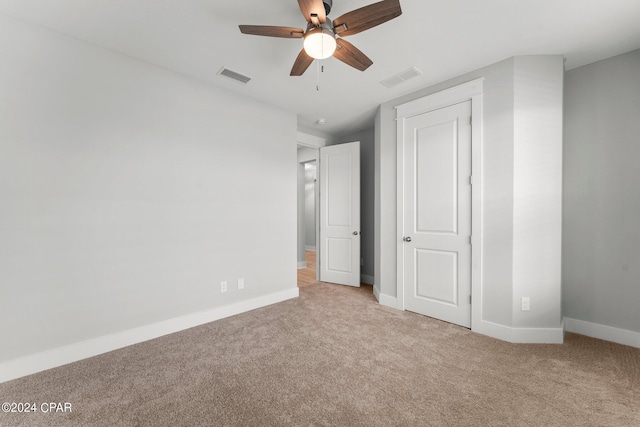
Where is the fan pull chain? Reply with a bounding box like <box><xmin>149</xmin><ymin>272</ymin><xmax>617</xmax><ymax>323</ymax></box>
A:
<box><xmin>316</xmin><ymin>61</ymin><xmax>325</xmax><ymax>92</ymax></box>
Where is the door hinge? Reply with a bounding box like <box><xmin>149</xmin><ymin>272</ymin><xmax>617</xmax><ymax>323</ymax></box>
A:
<box><xmin>469</xmin><ymin>175</ymin><xmax>473</xmax><ymax>186</ymax></box>
<box><xmin>470</xmin><ymin>116</ymin><xmax>472</xmax><ymax>126</ymax></box>
<box><xmin>469</xmin><ymin>236</ymin><xmax>472</xmax><ymax>244</ymax></box>
<box><xmin>469</xmin><ymin>295</ymin><xmax>472</xmax><ymax>304</ymax></box>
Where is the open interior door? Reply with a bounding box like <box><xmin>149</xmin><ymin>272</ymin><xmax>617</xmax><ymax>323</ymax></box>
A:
<box><xmin>319</xmin><ymin>142</ymin><xmax>360</xmax><ymax>287</ymax></box>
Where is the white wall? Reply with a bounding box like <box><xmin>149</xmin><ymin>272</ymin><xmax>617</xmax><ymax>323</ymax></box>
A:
<box><xmin>0</xmin><ymin>14</ymin><xmax>297</xmax><ymax>365</ymax></box>
<box><xmin>376</xmin><ymin>56</ymin><xmax>564</xmax><ymax>341</ymax></box>
<box><xmin>563</xmin><ymin>49</ymin><xmax>640</xmax><ymax>334</ymax></box>
<box><xmin>512</xmin><ymin>56</ymin><xmax>564</xmax><ymax>329</ymax></box>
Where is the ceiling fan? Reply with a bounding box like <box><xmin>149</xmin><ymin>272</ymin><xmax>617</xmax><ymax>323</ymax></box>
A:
<box><xmin>239</xmin><ymin>0</ymin><xmax>402</xmax><ymax>76</ymax></box>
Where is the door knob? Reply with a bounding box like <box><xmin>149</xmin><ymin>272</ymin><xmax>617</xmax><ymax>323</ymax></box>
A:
<box><xmin>403</xmin><ymin>236</ymin><xmax>412</xmax><ymax>242</ymax></box>
<box><xmin>353</xmin><ymin>231</ymin><xmax>360</xmax><ymax>235</ymax></box>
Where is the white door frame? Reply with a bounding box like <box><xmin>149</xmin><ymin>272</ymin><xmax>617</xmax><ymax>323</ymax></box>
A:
<box><xmin>395</xmin><ymin>78</ymin><xmax>484</xmax><ymax>331</ymax></box>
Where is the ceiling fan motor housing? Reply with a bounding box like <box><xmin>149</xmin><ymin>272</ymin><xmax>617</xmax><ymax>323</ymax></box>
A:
<box><xmin>323</xmin><ymin>0</ymin><xmax>332</xmax><ymax>15</ymax></box>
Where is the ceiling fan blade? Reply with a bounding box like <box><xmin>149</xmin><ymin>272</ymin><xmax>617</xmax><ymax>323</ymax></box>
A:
<box><xmin>239</xmin><ymin>25</ymin><xmax>304</xmax><ymax>38</ymax></box>
<box><xmin>333</xmin><ymin>39</ymin><xmax>373</xmax><ymax>71</ymax></box>
<box><xmin>333</xmin><ymin>0</ymin><xmax>402</xmax><ymax>37</ymax></box>
<box><xmin>297</xmin><ymin>0</ymin><xmax>327</xmax><ymax>24</ymax></box>
<box><xmin>290</xmin><ymin>49</ymin><xmax>315</xmax><ymax>76</ymax></box>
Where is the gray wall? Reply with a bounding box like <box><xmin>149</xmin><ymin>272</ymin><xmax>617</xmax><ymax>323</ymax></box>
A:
<box><xmin>0</xmin><ymin>14</ymin><xmax>297</xmax><ymax>362</ymax></box>
<box><xmin>563</xmin><ymin>49</ymin><xmax>640</xmax><ymax>333</ymax></box>
<box><xmin>336</xmin><ymin>128</ymin><xmax>375</xmax><ymax>283</ymax></box>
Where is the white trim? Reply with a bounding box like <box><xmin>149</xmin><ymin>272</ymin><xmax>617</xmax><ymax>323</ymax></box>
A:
<box><xmin>564</xmin><ymin>318</ymin><xmax>640</xmax><ymax>349</ymax></box>
<box><xmin>475</xmin><ymin>319</ymin><xmax>564</xmax><ymax>344</ymax></box>
<box><xmin>0</xmin><ymin>288</ymin><xmax>299</xmax><ymax>384</ymax></box>
<box><xmin>297</xmin><ymin>261</ymin><xmax>307</xmax><ymax>269</ymax></box>
<box><xmin>395</xmin><ymin>79</ymin><xmax>485</xmax><ymax>119</ymax></box>
<box><xmin>395</xmin><ymin>78</ymin><xmax>484</xmax><ymax>334</ymax></box>
<box><xmin>361</xmin><ymin>274</ymin><xmax>374</xmax><ymax>285</ymax></box>
<box><xmin>469</xmin><ymin>90</ymin><xmax>484</xmax><ymax>335</ymax></box>
<box><xmin>297</xmin><ymin>131</ymin><xmax>326</xmax><ymax>148</ymax></box>
<box><xmin>305</xmin><ymin>245</ymin><xmax>316</xmax><ymax>251</ymax></box>
<box><xmin>373</xmin><ymin>286</ymin><xmax>398</xmax><ymax>308</ymax></box>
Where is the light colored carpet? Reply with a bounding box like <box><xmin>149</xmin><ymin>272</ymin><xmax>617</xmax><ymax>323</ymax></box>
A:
<box><xmin>1</xmin><ymin>282</ymin><xmax>639</xmax><ymax>426</ymax></box>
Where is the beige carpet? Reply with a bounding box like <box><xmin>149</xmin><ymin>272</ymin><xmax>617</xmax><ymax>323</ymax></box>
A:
<box><xmin>1</xmin><ymin>282</ymin><xmax>639</xmax><ymax>426</ymax></box>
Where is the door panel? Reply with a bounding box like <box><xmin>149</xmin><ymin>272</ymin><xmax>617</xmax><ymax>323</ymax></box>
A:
<box><xmin>415</xmin><ymin>249</ymin><xmax>458</xmax><ymax>304</ymax></box>
<box><xmin>416</xmin><ymin>122</ymin><xmax>458</xmax><ymax>234</ymax></box>
<box><xmin>319</xmin><ymin>142</ymin><xmax>360</xmax><ymax>287</ymax></box>
<box><xmin>327</xmin><ymin>238</ymin><xmax>352</xmax><ymax>272</ymax></box>
<box><xmin>402</xmin><ymin>101</ymin><xmax>471</xmax><ymax>327</ymax></box>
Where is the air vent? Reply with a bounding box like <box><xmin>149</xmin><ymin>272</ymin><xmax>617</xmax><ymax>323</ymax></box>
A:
<box><xmin>217</xmin><ymin>67</ymin><xmax>252</xmax><ymax>84</ymax></box>
<box><xmin>380</xmin><ymin>66</ymin><xmax>423</xmax><ymax>88</ymax></box>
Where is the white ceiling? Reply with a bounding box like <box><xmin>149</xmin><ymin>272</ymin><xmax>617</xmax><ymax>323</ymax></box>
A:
<box><xmin>2</xmin><ymin>0</ymin><xmax>640</xmax><ymax>137</ymax></box>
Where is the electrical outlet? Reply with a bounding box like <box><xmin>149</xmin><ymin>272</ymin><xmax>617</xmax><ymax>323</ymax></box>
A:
<box><xmin>221</xmin><ymin>281</ymin><xmax>228</xmax><ymax>293</ymax></box>
<box><xmin>521</xmin><ymin>297</ymin><xmax>530</xmax><ymax>311</ymax></box>
<box><xmin>238</xmin><ymin>278</ymin><xmax>245</xmax><ymax>290</ymax></box>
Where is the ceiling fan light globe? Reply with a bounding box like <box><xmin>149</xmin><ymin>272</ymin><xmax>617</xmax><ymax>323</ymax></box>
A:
<box><xmin>303</xmin><ymin>28</ymin><xmax>336</xmax><ymax>59</ymax></box>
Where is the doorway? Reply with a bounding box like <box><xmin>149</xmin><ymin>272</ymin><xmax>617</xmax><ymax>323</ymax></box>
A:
<box><xmin>296</xmin><ymin>140</ymin><xmax>362</xmax><ymax>288</ymax></box>
<box><xmin>300</xmin><ymin>160</ymin><xmax>318</xmax><ymax>286</ymax></box>
<box><xmin>303</xmin><ymin>161</ymin><xmax>317</xmax><ymax>253</ymax></box>
<box><xmin>297</xmin><ymin>145</ymin><xmax>319</xmax><ymax>271</ymax></box>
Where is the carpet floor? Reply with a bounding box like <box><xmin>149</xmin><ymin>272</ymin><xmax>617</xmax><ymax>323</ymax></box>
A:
<box><xmin>1</xmin><ymin>282</ymin><xmax>639</xmax><ymax>426</ymax></box>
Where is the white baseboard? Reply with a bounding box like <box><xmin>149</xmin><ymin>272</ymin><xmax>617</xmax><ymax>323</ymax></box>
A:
<box><xmin>371</xmin><ymin>290</ymin><xmax>563</xmax><ymax>344</ymax></box>
<box><xmin>474</xmin><ymin>319</ymin><xmax>564</xmax><ymax>344</ymax></box>
<box><xmin>304</xmin><ymin>246</ymin><xmax>316</xmax><ymax>251</ymax></box>
<box><xmin>564</xmin><ymin>317</ymin><xmax>640</xmax><ymax>349</ymax></box>
<box><xmin>360</xmin><ymin>274</ymin><xmax>374</xmax><ymax>285</ymax></box>
<box><xmin>373</xmin><ymin>286</ymin><xmax>398</xmax><ymax>309</ymax></box>
<box><xmin>0</xmin><ymin>288</ymin><xmax>299</xmax><ymax>384</ymax></box>
<box><xmin>297</xmin><ymin>261</ymin><xmax>307</xmax><ymax>269</ymax></box>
